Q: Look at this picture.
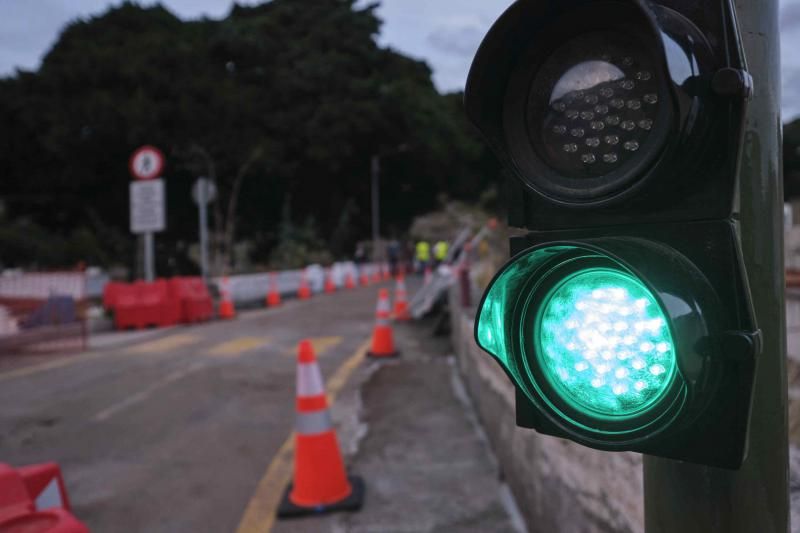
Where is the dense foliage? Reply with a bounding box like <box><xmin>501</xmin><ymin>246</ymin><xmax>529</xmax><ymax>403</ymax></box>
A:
<box><xmin>0</xmin><ymin>0</ymin><xmax>499</xmax><ymax>272</ymax></box>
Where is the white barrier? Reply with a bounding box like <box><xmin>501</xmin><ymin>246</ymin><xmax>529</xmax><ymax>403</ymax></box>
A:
<box><xmin>212</xmin><ymin>262</ymin><xmax>373</xmax><ymax>304</ymax></box>
<box><xmin>0</xmin><ymin>272</ymin><xmax>86</xmax><ymax>300</ymax></box>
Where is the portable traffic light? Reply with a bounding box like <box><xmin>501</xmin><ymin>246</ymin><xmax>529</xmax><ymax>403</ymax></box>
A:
<box><xmin>466</xmin><ymin>0</ymin><xmax>759</xmax><ymax>469</ymax></box>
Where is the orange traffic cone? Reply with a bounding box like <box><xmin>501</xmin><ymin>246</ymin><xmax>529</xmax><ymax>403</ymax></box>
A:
<box><xmin>278</xmin><ymin>340</ymin><xmax>365</xmax><ymax>518</ymax></box>
<box><xmin>423</xmin><ymin>265</ymin><xmax>433</xmax><ymax>286</ymax></box>
<box><xmin>393</xmin><ymin>275</ymin><xmax>411</xmax><ymax>321</ymax></box>
<box><xmin>218</xmin><ymin>277</ymin><xmax>236</xmax><ymax>319</ymax></box>
<box><xmin>324</xmin><ymin>268</ymin><xmax>336</xmax><ymax>294</ymax></box>
<box><xmin>367</xmin><ymin>289</ymin><xmax>399</xmax><ymax>358</ymax></box>
<box><xmin>371</xmin><ymin>264</ymin><xmax>381</xmax><ymax>283</ymax></box>
<box><xmin>298</xmin><ymin>269</ymin><xmax>312</xmax><ymax>300</ymax></box>
<box><xmin>359</xmin><ymin>268</ymin><xmax>370</xmax><ymax>287</ymax></box>
<box><xmin>382</xmin><ymin>263</ymin><xmax>391</xmax><ymax>281</ymax></box>
<box><xmin>345</xmin><ymin>271</ymin><xmax>357</xmax><ymax>290</ymax></box>
<box><xmin>267</xmin><ymin>272</ymin><xmax>282</xmax><ymax>307</ymax></box>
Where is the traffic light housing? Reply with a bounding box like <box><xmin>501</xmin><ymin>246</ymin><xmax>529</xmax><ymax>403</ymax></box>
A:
<box><xmin>466</xmin><ymin>0</ymin><xmax>759</xmax><ymax>469</ymax></box>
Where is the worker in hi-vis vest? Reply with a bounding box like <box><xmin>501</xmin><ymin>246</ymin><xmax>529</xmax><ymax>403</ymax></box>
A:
<box><xmin>433</xmin><ymin>240</ymin><xmax>448</xmax><ymax>265</ymax></box>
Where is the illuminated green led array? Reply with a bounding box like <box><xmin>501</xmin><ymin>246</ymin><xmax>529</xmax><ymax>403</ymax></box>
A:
<box><xmin>535</xmin><ymin>268</ymin><xmax>676</xmax><ymax>419</ymax></box>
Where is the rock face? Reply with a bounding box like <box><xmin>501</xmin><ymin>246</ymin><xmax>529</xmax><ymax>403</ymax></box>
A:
<box><xmin>450</xmin><ymin>290</ymin><xmax>644</xmax><ymax>533</ymax></box>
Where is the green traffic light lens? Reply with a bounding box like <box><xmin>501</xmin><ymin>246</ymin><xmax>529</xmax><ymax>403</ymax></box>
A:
<box><xmin>534</xmin><ymin>268</ymin><xmax>676</xmax><ymax>420</ymax></box>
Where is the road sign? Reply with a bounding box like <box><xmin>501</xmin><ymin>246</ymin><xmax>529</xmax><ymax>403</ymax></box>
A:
<box><xmin>130</xmin><ymin>179</ymin><xmax>165</xmax><ymax>234</ymax></box>
<box><xmin>129</xmin><ymin>145</ymin><xmax>164</xmax><ymax>181</ymax></box>
<box><xmin>192</xmin><ymin>178</ymin><xmax>217</xmax><ymax>205</ymax></box>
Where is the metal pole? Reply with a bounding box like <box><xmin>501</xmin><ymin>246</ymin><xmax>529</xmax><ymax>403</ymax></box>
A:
<box><xmin>371</xmin><ymin>154</ymin><xmax>380</xmax><ymax>262</ymax></box>
<box><xmin>643</xmin><ymin>1</ymin><xmax>788</xmax><ymax>531</ymax></box>
<box><xmin>143</xmin><ymin>232</ymin><xmax>155</xmax><ymax>282</ymax></box>
<box><xmin>198</xmin><ymin>180</ymin><xmax>210</xmax><ymax>281</ymax></box>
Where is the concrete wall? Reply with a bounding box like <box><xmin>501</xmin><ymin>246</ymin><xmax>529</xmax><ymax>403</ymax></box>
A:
<box><xmin>449</xmin><ymin>290</ymin><xmax>644</xmax><ymax>533</ymax></box>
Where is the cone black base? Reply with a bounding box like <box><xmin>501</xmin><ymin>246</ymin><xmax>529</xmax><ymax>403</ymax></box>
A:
<box><xmin>277</xmin><ymin>475</ymin><xmax>365</xmax><ymax>519</ymax></box>
<box><xmin>366</xmin><ymin>351</ymin><xmax>400</xmax><ymax>359</ymax></box>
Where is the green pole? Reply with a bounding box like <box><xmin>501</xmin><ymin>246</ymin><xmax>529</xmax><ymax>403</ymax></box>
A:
<box><xmin>643</xmin><ymin>0</ymin><xmax>788</xmax><ymax>531</ymax></box>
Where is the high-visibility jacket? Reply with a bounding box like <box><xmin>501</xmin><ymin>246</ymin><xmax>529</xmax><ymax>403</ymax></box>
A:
<box><xmin>416</xmin><ymin>241</ymin><xmax>431</xmax><ymax>262</ymax></box>
<box><xmin>434</xmin><ymin>241</ymin><xmax>448</xmax><ymax>261</ymax></box>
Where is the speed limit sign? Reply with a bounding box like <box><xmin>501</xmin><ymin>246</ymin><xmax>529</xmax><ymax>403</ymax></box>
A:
<box><xmin>129</xmin><ymin>145</ymin><xmax>165</xmax><ymax>181</ymax></box>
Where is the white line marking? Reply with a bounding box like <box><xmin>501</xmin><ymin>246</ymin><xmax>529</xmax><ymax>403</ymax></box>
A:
<box><xmin>91</xmin><ymin>362</ymin><xmax>206</xmax><ymax>422</ymax></box>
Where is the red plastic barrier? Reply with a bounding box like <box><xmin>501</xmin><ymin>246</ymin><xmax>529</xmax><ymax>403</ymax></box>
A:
<box><xmin>113</xmin><ymin>284</ymin><xmax>144</xmax><ymax>330</ymax></box>
<box><xmin>0</xmin><ymin>463</ymin><xmax>88</xmax><ymax>532</ymax></box>
<box><xmin>102</xmin><ymin>282</ymin><xmax>123</xmax><ymax>311</ymax></box>
<box><xmin>168</xmin><ymin>277</ymin><xmax>213</xmax><ymax>324</ymax></box>
<box><xmin>113</xmin><ymin>280</ymin><xmax>184</xmax><ymax>329</ymax></box>
<box><xmin>107</xmin><ymin>277</ymin><xmax>213</xmax><ymax>329</ymax></box>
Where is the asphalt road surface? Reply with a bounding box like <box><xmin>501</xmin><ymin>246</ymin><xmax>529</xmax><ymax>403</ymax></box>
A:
<box><xmin>0</xmin><ymin>280</ymin><xmax>521</xmax><ymax>533</ymax></box>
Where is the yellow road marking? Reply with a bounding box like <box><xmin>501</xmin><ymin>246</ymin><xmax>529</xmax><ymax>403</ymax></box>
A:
<box><xmin>0</xmin><ymin>332</ymin><xmax>195</xmax><ymax>383</ymax></box>
<box><xmin>235</xmin><ymin>337</ymin><xmax>371</xmax><ymax>533</ymax></box>
<box><xmin>0</xmin><ymin>351</ymin><xmax>108</xmax><ymax>383</ymax></box>
<box><xmin>208</xmin><ymin>337</ymin><xmax>270</xmax><ymax>357</ymax></box>
<box><xmin>127</xmin><ymin>334</ymin><xmax>199</xmax><ymax>354</ymax></box>
<box><xmin>283</xmin><ymin>336</ymin><xmax>343</xmax><ymax>358</ymax></box>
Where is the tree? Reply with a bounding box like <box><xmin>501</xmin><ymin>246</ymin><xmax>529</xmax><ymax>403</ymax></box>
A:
<box><xmin>0</xmin><ymin>0</ymin><xmax>501</xmax><ymax>271</ymax></box>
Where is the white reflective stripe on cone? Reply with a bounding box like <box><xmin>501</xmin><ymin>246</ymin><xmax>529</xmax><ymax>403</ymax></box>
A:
<box><xmin>296</xmin><ymin>410</ymin><xmax>333</xmax><ymax>435</ymax></box>
<box><xmin>297</xmin><ymin>363</ymin><xmax>325</xmax><ymax>397</ymax></box>
<box><xmin>376</xmin><ymin>318</ymin><xmax>390</xmax><ymax>326</ymax></box>
<box><xmin>35</xmin><ymin>478</ymin><xmax>63</xmax><ymax>510</ymax></box>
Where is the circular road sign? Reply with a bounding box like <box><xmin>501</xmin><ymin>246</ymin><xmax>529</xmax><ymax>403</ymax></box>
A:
<box><xmin>129</xmin><ymin>145</ymin><xmax>165</xmax><ymax>180</ymax></box>
<box><xmin>192</xmin><ymin>177</ymin><xmax>218</xmax><ymax>205</ymax></box>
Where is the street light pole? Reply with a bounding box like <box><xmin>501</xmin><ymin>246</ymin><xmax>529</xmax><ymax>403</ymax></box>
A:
<box><xmin>198</xmin><ymin>181</ymin><xmax>210</xmax><ymax>281</ymax></box>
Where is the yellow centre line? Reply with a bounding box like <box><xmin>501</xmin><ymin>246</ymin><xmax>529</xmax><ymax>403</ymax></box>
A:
<box><xmin>208</xmin><ymin>337</ymin><xmax>270</xmax><ymax>357</ymax></box>
<box><xmin>127</xmin><ymin>334</ymin><xmax>199</xmax><ymax>354</ymax></box>
<box><xmin>0</xmin><ymin>350</ymin><xmax>108</xmax><ymax>383</ymax></box>
<box><xmin>0</xmin><ymin>332</ymin><xmax>199</xmax><ymax>383</ymax></box>
<box><xmin>235</xmin><ymin>336</ymin><xmax>371</xmax><ymax>533</ymax></box>
<box><xmin>282</xmin><ymin>336</ymin><xmax>343</xmax><ymax>358</ymax></box>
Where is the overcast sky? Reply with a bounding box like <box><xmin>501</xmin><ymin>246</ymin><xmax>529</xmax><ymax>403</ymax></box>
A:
<box><xmin>3</xmin><ymin>0</ymin><xmax>800</xmax><ymax>119</ymax></box>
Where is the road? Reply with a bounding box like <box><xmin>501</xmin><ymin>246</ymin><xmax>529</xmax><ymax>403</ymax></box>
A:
<box><xmin>0</xmin><ymin>279</ymin><xmax>521</xmax><ymax>533</ymax></box>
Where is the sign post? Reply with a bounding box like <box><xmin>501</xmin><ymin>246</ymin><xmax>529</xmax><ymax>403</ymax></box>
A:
<box><xmin>129</xmin><ymin>146</ymin><xmax>165</xmax><ymax>282</ymax></box>
<box><xmin>192</xmin><ymin>177</ymin><xmax>217</xmax><ymax>281</ymax></box>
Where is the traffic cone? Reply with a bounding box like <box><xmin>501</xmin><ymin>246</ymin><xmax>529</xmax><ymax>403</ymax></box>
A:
<box><xmin>298</xmin><ymin>269</ymin><xmax>312</xmax><ymax>300</ymax></box>
<box><xmin>371</xmin><ymin>264</ymin><xmax>381</xmax><ymax>283</ymax></box>
<box><xmin>267</xmin><ymin>272</ymin><xmax>282</xmax><ymax>307</ymax></box>
<box><xmin>423</xmin><ymin>265</ymin><xmax>433</xmax><ymax>286</ymax></box>
<box><xmin>324</xmin><ymin>268</ymin><xmax>336</xmax><ymax>294</ymax></box>
<box><xmin>393</xmin><ymin>275</ymin><xmax>411</xmax><ymax>321</ymax></box>
<box><xmin>218</xmin><ymin>277</ymin><xmax>236</xmax><ymax>319</ymax></box>
<box><xmin>382</xmin><ymin>263</ymin><xmax>391</xmax><ymax>281</ymax></box>
<box><xmin>367</xmin><ymin>289</ymin><xmax>399</xmax><ymax>358</ymax></box>
<box><xmin>359</xmin><ymin>267</ymin><xmax>370</xmax><ymax>287</ymax></box>
<box><xmin>278</xmin><ymin>340</ymin><xmax>365</xmax><ymax>518</ymax></box>
<box><xmin>345</xmin><ymin>271</ymin><xmax>357</xmax><ymax>290</ymax></box>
